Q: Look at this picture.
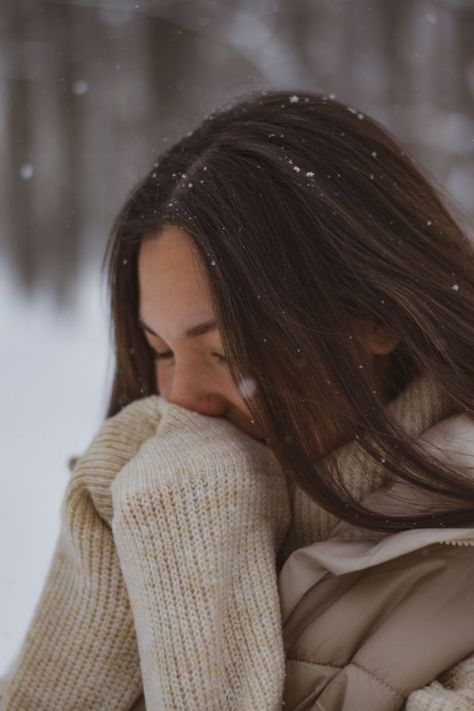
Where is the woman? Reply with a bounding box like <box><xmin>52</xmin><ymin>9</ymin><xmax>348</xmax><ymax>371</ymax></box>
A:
<box><xmin>1</xmin><ymin>90</ymin><xmax>473</xmax><ymax>710</ymax></box>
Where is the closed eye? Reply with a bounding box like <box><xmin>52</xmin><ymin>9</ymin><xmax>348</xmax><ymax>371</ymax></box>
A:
<box><xmin>150</xmin><ymin>347</ymin><xmax>231</xmax><ymax>364</ymax></box>
<box><xmin>150</xmin><ymin>349</ymin><xmax>172</xmax><ymax>360</ymax></box>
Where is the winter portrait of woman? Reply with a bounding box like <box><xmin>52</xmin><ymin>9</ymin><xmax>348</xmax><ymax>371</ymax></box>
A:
<box><xmin>1</xmin><ymin>3</ymin><xmax>473</xmax><ymax>711</ymax></box>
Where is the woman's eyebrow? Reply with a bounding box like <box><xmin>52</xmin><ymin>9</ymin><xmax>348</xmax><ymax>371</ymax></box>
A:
<box><xmin>138</xmin><ymin>315</ymin><xmax>217</xmax><ymax>339</ymax></box>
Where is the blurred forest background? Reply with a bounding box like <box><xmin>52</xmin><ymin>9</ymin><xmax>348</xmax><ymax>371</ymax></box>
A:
<box><xmin>1</xmin><ymin>0</ymin><xmax>473</xmax><ymax>674</ymax></box>
<box><xmin>2</xmin><ymin>0</ymin><xmax>473</xmax><ymax>303</ymax></box>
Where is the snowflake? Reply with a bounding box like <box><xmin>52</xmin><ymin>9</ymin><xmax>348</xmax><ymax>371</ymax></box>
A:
<box><xmin>239</xmin><ymin>377</ymin><xmax>257</xmax><ymax>398</ymax></box>
<box><xmin>289</xmin><ymin>95</ymin><xmax>299</xmax><ymax>103</ymax></box>
<box><xmin>20</xmin><ymin>164</ymin><xmax>34</xmax><ymax>179</ymax></box>
<box><xmin>72</xmin><ymin>79</ymin><xmax>88</xmax><ymax>95</ymax></box>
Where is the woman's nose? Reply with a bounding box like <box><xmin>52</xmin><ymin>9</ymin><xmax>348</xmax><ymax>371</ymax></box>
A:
<box><xmin>165</xmin><ymin>388</ymin><xmax>229</xmax><ymax>418</ymax></box>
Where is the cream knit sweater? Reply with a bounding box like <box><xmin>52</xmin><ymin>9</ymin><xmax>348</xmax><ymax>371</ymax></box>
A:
<box><xmin>1</xmin><ymin>373</ymin><xmax>473</xmax><ymax>710</ymax></box>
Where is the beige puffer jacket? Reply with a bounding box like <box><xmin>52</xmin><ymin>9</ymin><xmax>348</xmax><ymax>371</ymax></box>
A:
<box><xmin>278</xmin><ymin>413</ymin><xmax>474</xmax><ymax>710</ymax></box>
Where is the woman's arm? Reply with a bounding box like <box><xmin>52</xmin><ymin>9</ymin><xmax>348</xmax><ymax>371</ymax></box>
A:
<box><xmin>110</xmin><ymin>399</ymin><xmax>291</xmax><ymax>710</ymax></box>
<box><xmin>0</xmin><ymin>396</ymin><xmax>163</xmax><ymax>711</ymax></box>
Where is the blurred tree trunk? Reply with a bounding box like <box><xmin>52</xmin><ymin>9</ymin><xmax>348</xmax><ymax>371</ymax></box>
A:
<box><xmin>1</xmin><ymin>0</ymin><xmax>472</xmax><ymax>305</ymax></box>
<box><xmin>4</xmin><ymin>0</ymin><xmax>36</xmax><ymax>294</ymax></box>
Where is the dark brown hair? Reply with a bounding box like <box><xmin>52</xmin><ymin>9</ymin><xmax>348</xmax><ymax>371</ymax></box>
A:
<box><xmin>103</xmin><ymin>89</ymin><xmax>474</xmax><ymax>531</ymax></box>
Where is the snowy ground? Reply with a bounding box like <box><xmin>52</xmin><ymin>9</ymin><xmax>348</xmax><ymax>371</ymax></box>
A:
<box><xmin>0</xmin><ymin>260</ymin><xmax>113</xmax><ymax>674</ymax></box>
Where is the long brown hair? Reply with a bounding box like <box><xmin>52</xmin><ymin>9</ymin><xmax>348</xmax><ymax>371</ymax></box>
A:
<box><xmin>102</xmin><ymin>89</ymin><xmax>474</xmax><ymax>531</ymax></box>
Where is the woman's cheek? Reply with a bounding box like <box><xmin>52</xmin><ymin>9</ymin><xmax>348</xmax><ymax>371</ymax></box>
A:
<box><xmin>154</xmin><ymin>363</ymin><xmax>167</xmax><ymax>394</ymax></box>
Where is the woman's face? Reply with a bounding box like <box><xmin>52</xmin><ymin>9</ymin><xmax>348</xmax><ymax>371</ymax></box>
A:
<box><xmin>137</xmin><ymin>224</ymin><xmax>400</xmax><ymax>451</ymax></box>
<box><xmin>137</xmin><ymin>225</ymin><xmax>266</xmax><ymax>442</ymax></box>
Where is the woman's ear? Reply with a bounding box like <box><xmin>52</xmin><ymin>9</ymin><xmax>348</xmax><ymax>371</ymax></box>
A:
<box><xmin>352</xmin><ymin>318</ymin><xmax>400</xmax><ymax>355</ymax></box>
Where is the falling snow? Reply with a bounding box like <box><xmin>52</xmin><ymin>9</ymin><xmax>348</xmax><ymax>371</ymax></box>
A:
<box><xmin>72</xmin><ymin>79</ymin><xmax>89</xmax><ymax>95</ymax></box>
<box><xmin>289</xmin><ymin>95</ymin><xmax>299</xmax><ymax>103</ymax></box>
<box><xmin>306</xmin><ymin>171</ymin><xmax>315</xmax><ymax>177</ymax></box>
<box><xmin>20</xmin><ymin>164</ymin><xmax>34</xmax><ymax>179</ymax></box>
<box><xmin>451</xmin><ymin>284</ymin><xmax>459</xmax><ymax>291</ymax></box>
<box><xmin>238</xmin><ymin>377</ymin><xmax>257</xmax><ymax>398</ymax></box>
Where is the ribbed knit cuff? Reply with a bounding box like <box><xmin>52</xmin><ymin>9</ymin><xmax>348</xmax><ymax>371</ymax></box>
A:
<box><xmin>111</xmin><ymin>402</ymin><xmax>291</xmax><ymax>710</ymax></box>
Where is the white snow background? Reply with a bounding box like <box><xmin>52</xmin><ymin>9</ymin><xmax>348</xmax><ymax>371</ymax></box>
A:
<box><xmin>0</xmin><ymin>257</ymin><xmax>113</xmax><ymax>674</ymax></box>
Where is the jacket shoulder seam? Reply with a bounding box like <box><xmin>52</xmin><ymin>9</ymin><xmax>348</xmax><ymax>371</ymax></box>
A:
<box><xmin>351</xmin><ymin>661</ymin><xmax>404</xmax><ymax>699</ymax></box>
<box><xmin>286</xmin><ymin>658</ymin><xmax>404</xmax><ymax>700</ymax></box>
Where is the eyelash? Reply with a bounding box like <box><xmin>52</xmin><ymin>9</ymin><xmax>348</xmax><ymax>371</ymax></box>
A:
<box><xmin>151</xmin><ymin>348</ymin><xmax>231</xmax><ymax>364</ymax></box>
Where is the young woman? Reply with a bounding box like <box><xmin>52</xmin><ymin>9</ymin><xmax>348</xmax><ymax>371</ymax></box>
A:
<box><xmin>1</xmin><ymin>90</ymin><xmax>473</xmax><ymax>711</ymax></box>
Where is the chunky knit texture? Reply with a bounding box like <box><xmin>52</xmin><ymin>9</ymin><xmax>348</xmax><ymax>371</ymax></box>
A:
<box><xmin>110</xmin><ymin>398</ymin><xmax>290</xmax><ymax>709</ymax></box>
<box><xmin>0</xmin><ymin>371</ymin><xmax>473</xmax><ymax>710</ymax></box>
<box><xmin>0</xmin><ymin>395</ymin><xmax>290</xmax><ymax>710</ymax></box>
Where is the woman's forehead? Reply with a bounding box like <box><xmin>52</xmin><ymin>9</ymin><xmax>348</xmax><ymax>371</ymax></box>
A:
<box><xmin>138</xmin><ymin>229</ymin><xmax>215</xmax><ymax>343</ymax></box>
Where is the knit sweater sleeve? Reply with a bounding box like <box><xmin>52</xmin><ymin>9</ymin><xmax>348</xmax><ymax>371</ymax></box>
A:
<box><xmin>110</xmin><ymin>397</ymin><xmax>291</xmax><ymax>710</ymax></box>
<box><xmin>0</xmin><ymin>395</ymin><xmax>164</xmax><ymax>711</ymax></box>
<box><xmin>406</xmin><ymin>653</ymin><xmax>474</xmax><ymax>710</ymax></box>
